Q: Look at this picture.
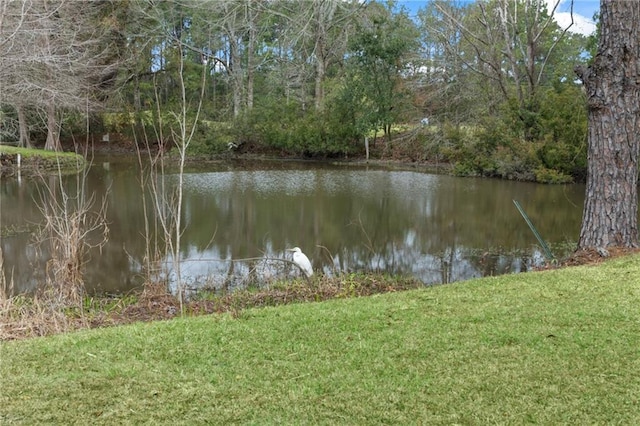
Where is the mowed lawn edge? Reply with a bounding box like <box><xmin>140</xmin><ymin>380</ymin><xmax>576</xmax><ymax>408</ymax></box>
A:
<box><xmin>2</xmin><ymin>255</ymin><xmax>640</xmax><ymax>424</ymax></box>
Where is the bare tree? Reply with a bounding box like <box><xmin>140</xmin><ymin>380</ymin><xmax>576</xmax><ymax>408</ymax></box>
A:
<box><xmin>434</xmin><ymin>0</ymin><xmax>573</xmax><ymax>139</ymax></box>
<box><xmin>0</xmin><ymin>0</ymin><xmax>125</xmax><ymax>150</ymax></box>
<box><xmin>185</xmin><ymin>0</ymin><xmax>267</xmax><ymax>118</ymax></box>
<box><xmin>310</xmin><ymin>0</ymin><xmax>338</xmax><ymax>111</ymax></box>
<box><xmin>222</xmin><ymin>0</ymin><xmax>248</xmax><ymax>118</ymax></box>
<box><xmin>287</xmin><ymin>0</ymin><xmax>360</xmax><ymax>111</ymax></box>
<box><xmin>0</xmin><ymin>0</ymin><xmax>35</xmax><ymax>146</ymax></box>
<box><xmin>132</xmin><ymin>1</ymin><xmax>208</xmax><ymax>311</ymax></box>
<box><xmin>575</xmin><ymin>0</ymin><xmax>640</xmax><ymax>250</ymax></box>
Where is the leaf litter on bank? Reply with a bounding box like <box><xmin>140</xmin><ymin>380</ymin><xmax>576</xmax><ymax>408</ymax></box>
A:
<box><xmin>3</xmin><ymin>246</ymin><xmax>640</xmax><ymax>341</ymax></box>
<box><xmin>1</xmin><ymin>273</ymin><xmax>423</xmax><ymax>341</ymax></box>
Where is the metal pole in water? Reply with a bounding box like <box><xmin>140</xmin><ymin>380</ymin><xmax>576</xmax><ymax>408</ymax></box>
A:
<box><xmin>513</xmin><ymin>199</ymin><xmax>555</xmax><ymax>261</ymax></box>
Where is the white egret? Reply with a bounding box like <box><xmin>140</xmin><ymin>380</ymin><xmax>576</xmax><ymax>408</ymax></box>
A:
<box><xmin>287</xmin><ymin>247</ymin><xmax>313</xmax><ymax>278</ymax></box>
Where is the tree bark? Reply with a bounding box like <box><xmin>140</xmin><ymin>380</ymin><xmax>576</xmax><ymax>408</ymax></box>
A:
<box><xmin>44</xmin><ymin>101</ymin><xmax>61</xmax><ymax>151</ymax></box>
<box><xmin>312</xmin><ymin>0</ymin><xmax>337</xmax><ymax>112</ymax></box>
<box><xmin>16</xmin><ymin>105</ymin><xmax>31</xmax><ymax>148</ymax></box>
<box><xmin>245</xmin><ymin>0</ymin><xmax>256</xmax><ymax>111</ymax></box>
<box><xmin>228</xmin><ymin>35</ymin><xmax>243</xmax><ymax>118</ymax></box>
<box><xmin>576</xmin><ymin>0</ymin><xmax>640</xmax><ymax>249</ymax></box>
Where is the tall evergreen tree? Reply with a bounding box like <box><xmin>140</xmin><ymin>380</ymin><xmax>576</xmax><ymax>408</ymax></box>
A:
<box><xmin>576</xmin><ymin>0</ymin><xmax>640</xmax><ymax>250</ymax></box>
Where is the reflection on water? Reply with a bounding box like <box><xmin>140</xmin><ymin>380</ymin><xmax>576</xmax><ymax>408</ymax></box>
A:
<box><xmin>0</xmin><ymin>158</ymin><xmax>584</xmax><ymax>295</ymax></box>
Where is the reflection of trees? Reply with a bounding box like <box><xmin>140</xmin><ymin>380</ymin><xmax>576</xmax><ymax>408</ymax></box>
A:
<box><xmin>1</xmin><ymin>236</ymin><xmax>43</xmax><ymax>294</ymax></box>
<box><xmin>176</xmin><ymin>169</ymin><xmax>577</xmax><ymax>283</ymax></box>
<box><xmin>2</xmin><ymin>161</ymin><xmax>588</xmax><ymax>294</ymax></box>
<box><xmin>1</xmin><ymin>177</ymin><xmax>56</xmax><ymax>294</ymax></box>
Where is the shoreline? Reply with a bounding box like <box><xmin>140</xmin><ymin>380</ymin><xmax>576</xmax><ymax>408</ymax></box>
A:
<box><xmin>0</xmin><ymin>146</ymin><xmax>86</xmax><ymax>177</ymax></box>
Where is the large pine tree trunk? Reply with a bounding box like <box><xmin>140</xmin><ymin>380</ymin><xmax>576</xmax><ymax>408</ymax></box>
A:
<box><xmin>575</xmin><ymin>0</ymin><xmax>640</xmax><ymax>250</ymax></box>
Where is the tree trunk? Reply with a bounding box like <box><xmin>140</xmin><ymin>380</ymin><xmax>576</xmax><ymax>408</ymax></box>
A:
<box><xmin>16</xmin><ymin>105</ymin><xmax>31</xmax><ymax>148</ymax></box>
<box><xmin>312</xmin><ymin>0</ymin><xmax>336</xmax><ymax>112</ymax></box>
<box><xmin>133</xmin><ymin>75</ymin><xmax>144</xmax><ymax>139</ymax></box>
<box><xmin>229</xmin><ymin>35</ymin><xmax>243</xmax><ymax>118</ymax></box>
<box><xmin>576</xmin><ymin>0</ymin><xmax>640</xmax><ymax>249</ymax></box>
<box><xmin>246</xmin><ymin>0</ymin><xmax>256</xmax><ymax>111</ymax></box>
<box><xmin>44</xmin><ymin>101</ymin><xmax>62</xmax><ymax>151</ymax></box>
<box><xmin>314</xmin><ymin>51</ymin><xmax>325</xmax><ymax>111</ymax></box>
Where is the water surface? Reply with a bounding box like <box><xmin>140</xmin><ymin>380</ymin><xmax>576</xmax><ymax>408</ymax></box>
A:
<box><xmin>0</xmin><ymin>158</ymin><xmax>584</xmax><ymax>295</ymax></box>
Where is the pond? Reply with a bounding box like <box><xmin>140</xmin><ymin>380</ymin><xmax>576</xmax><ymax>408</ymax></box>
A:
<box><xmin>0</xmin><ymin>156</ymin><xmax>584</xmax><ymax>295</ymax></box>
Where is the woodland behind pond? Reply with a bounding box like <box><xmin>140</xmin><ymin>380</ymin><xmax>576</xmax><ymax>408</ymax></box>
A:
<box><xmin>0</xmin><ymin>0</ymin><xmax>595</xmax><ymax>183</ymax></box>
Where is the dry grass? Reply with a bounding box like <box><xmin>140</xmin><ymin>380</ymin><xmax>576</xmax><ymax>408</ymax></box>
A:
<box><xmin>1</xmin><ymin>250</ymin><xmax>85</xmax><ymax>339</ymax></box>
<box><xmin>32</xmin><ymin>170</ymin><xmax>109</xmax><ymax>306</ymax></box>
<box><xmin>0</xmin><ymin>273</ymin><xmax>422</xmax><ymax>341</ymax></box>
<box><xmin>0</xmin><ymin>293</ymin><xmax>85</xmax><ymax>340</ymax></box>
<box><xmin>1</xmin><ymin>155</ymin><xmax>109</xmax><ymax>339</ymax></box>
<box><xmin>2</xmin><ymin>246</ymin><xmax>638</xmax><ymax>341</ymax></box>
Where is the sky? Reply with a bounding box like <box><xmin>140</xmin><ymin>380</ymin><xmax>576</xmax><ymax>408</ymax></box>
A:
<box><xmin>399</xmin><ymin>0</ymin><xmax>598</xmax><ymax>36</ymax></box>
<box><xmin>550</xmin><ymin>0</ymin><xmax>598</xmax><ymax>35</ymax></box>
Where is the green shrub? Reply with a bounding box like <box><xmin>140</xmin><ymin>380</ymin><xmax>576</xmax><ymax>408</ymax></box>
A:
<box><xmin>233</xmin><ymin>96</ymin><xmax>363</xmax><ymax>157</ymax></box>
<box><xmin>186</xmin><ymin>120</ymin><xmax>236</xmax><ymax>155</ymax></box>
<box><xmin>534</xmin><ymin>167</ymin><xmax>574</xmax><ymax>184</ymax></box>
<box><xmin>537</xmin><ymin>135</ymin><xmax>587</xmax><ymax>180</ymax></box>
<box><xmin>537</xmin><ymin>83</ymin><xmax>588</xmax><ymax>179</ymax></box>
<box><xmin>492</xmin><ymin>145</ymin><xmax>536</xmax><ymax>181</ymax></box>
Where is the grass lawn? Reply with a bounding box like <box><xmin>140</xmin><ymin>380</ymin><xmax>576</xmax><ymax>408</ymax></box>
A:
<box><xmin>2</xmin><ymin>255</ymin><xmax>640</xmax><ymax>424</ymax></box>
<box><xmin>0</xmin><ymin>145</ymin><xmax>85</xmax><ymax>174</ymax></box>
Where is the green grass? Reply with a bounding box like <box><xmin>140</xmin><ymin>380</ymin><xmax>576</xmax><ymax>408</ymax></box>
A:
<box><xmin>0</xmin><ymin>145</ymin><xmax>85</xmax><ymax>174</ymax></box>
<box><xmin>2</xmin><ymin>256</ymin><xmax>640</xmax><ymax>424</ymax></box>
<box><xmin>0</xmin><ymin>145</ymin><xmax>77</xmax><ymax>158</ymax></box>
